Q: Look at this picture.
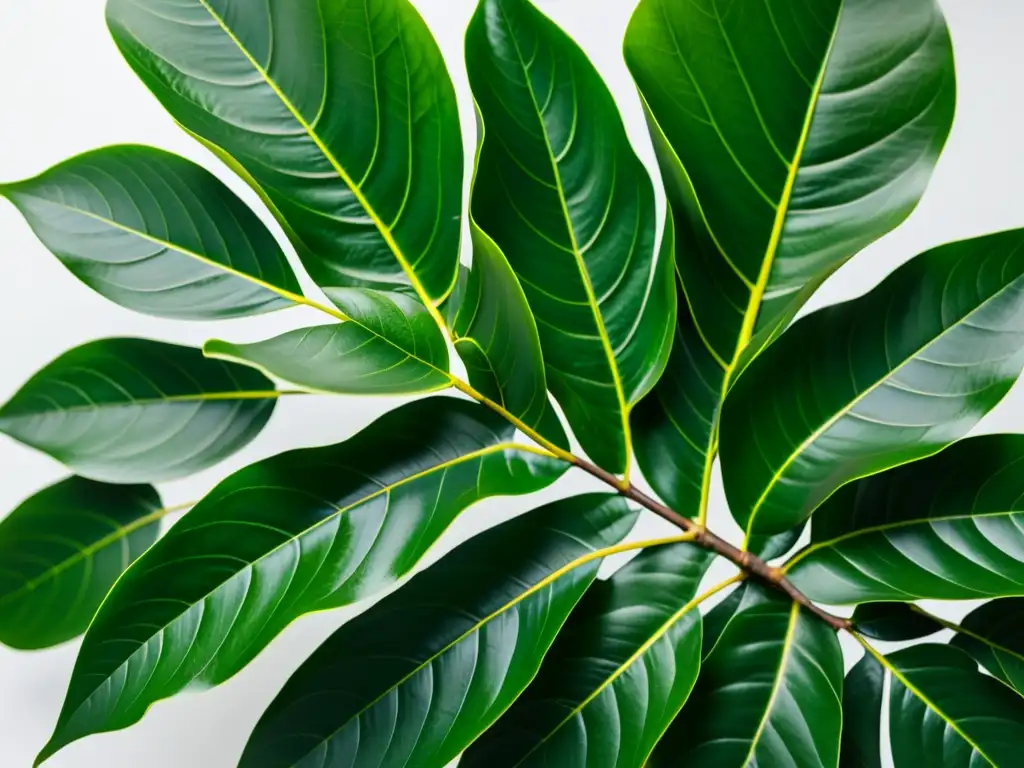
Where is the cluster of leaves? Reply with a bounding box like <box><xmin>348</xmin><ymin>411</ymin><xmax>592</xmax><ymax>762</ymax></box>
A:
<box><xmin>2</xmin><ymin>0</ymin><xmax>1024</xmax><ymax>766</ymax></box>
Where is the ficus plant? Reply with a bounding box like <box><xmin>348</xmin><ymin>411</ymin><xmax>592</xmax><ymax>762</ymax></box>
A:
<box><xmin>3</xmin><ymin>0</ymin><xmax>1024</xmax><ymax>765</ymax></box>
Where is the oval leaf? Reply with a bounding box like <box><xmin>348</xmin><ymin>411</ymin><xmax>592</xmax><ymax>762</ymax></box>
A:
<box><xmin>841</xmin><ymin>654</ymin><xmax>884</xmax><ymax>768</ymax></box>
<box><xmin>466</xmin><ymin>0</ymin><xmax>675</xmax><ymax>474</ymax></box>
<box><xmin>0</xmin><ymin>477</ymin><xmax>163</xmax><ymax>650</ymax></box>
<box><xmin>0</xmin><ymin>145</ymin><xmax>302</xmax><ymax>319</ymax></box>
<box><xmin>787</xmin><ymin>435</ymin><xmax>1024</xmax><ymax>603</ymax></box>
<box><xmin>107</xmin><ymin>0</ymin><xmax>463</xmax><ymax>304</ymax></box>
<box><xmin>950</xmin><ymin>599</ymin><xmax>1024</xmax><ymax>695</ymax></box>
<box><xmin>462</xmin><ymin>543</ymin><xmax>712</xmax><ymax>767</ymax></box>
<box><xmin>0</xmin><ymin>338</ymin><xmax>277</xmax><ymax>483</ymax></box>
<box><xmin>240</xmin><ymin>494</ymin><xmax>637</xmax><ymax>768</ymax></box>
<box><xmin>852</xmin><ymin>603</ymin><xmax>944</xmax><ymax>642</ymax></box>
<box><xmin>722</xmin><ymin>229</ymin><xmax>1024</xmax><ymax>537</ymax></box>
<box><xmin>36</xmin><ymin>397</ymin><xmax>566</xmax><ymax>764</ymax></box>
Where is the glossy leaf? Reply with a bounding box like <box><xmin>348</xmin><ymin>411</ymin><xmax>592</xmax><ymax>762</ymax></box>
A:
<box><xmin>723</xmin><ymin>229</ymin><xmax>1024</xmax><ymax>537</ymax></box>
<box><xmin>240</xmin><ymin>494</ymin><xmax>638</xmax><ymax>768</ymax></box>
<box><xmin>206</xmin><ymin>288</ymin><xmax>450</xmax><ymax>396</ymax></box>
<box><xmin>37</xmin><ymin>398</ymin><xmax>566</xmax><ymax>764</ymax></box>
<box><xmin>950</xmin><ymin>599</ymin><xmax>1024</xmax><ymax>694</ymax></box>
<box><xmin>651</xmin><ymin>587</ymin><xmax>843</xmax><ymax>768</ymax></box>
<box><xmin>852</xmin><ymin>603</ymin><xmax>943</xmax><ymax>642</ymax></box>
<box><xmin>0</xmin><ymin>478</ymin><xmax>162</xmax><ymax>650</ymax></box>
<box><xmin>698</xmin><ymin>581</ymin><xmax>769</xmax><ymax>659</ymax></box>
<box><xmin>787</xmin><ymin>435</ymin><xmax>1024</xmax><ymax>603</ymax></box>
<box><xmin>462</xmin><ymin>543</ymin><xmax>712</xmax><ymax>767</ymax></box>
<box><xmin>626</xmin><ymin>0</ymin><xmax>955</xmax><ymax>516</ymax></box>
<box><xmin>0</xmin><ymin>338</ymin><xmax>276</xmax><ymax>483</ymax></box>
<box><xmin>107</xmin><ymin>0</ymin><xmax>463</xmax><ymax>303</ymax></box>
<box><xmin>748</xmin><ymin>522</ymin><xmax>806</xmax><ymax>562</ymax></box>
<box><xmin>840</xmin><ymin>654</ymin><xmax>884</xmax><ymax>768</ymax></box>
<box><xmin>466</xmin><ymin>0</ymin><xmax>675</xmax><ymax>474</ymax></box>
<box><xmin>0</xmin><ymin>145</ymin><xmax>302</xmax><ymax>319</ymax></box>
<box><xmin>886</xmin><ymin>644</ymin><xmax>1024</xmax><ymax>767</ymax></box>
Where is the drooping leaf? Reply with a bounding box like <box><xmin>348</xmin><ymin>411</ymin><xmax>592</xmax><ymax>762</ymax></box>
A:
<box><xmin>107</xmin><ymin>0</ymin><xmax>463</xmax><ymax>304</ymax></box>
<box><xmin>205</xmin><ymin>288</ymin><xmax>451</xmax><ymax>396</ymax></box>
<box><xmin>950</xmin><ymin>599</ymin><xmax>1024</xmax><ymax>694</ymax></box>
<box><xmin>0</xmin><ymin>478</ymin><xmax>163</xmax><ymax>650</ymax></box>
<box><xmin>852</xmin><ymin>603</ymin><xmax>944</xmax><ymax>642</ymax></box>
<box><xmin>886</xmin><ymin>644</ymin><xmax>1024</xmax><ymax>767</ymax></box>
<box><xmin>0</xmin><ymin>145</ymin><xmax>302</xmax><ymax>320</ymax></box>
<box><xmin>466</xmin><ymin>0</ymin><xmax>676</xmax><ymax>474</ymax></box>
<box><xmin>240</xmin><ymin>494</ymin><xmax>638</xmax><ymax>768</ymax></box>
<box><xmin>722</xmin><ymin>229</ymin><xmax>1024</xmax><ymax>537</ymax></box>
<box><xmin>787</xmin><ymin>435</ymin><xmax>1024</xmax><ymax>603</ymax></box>
<box><xmin>0</xmin><ymin>338</ymin><xmax>277</xmax><ymax>483</ymax></box>
<box><xmin>650</xmin><ymin>586</ymin><xmax>843</xmax><ymax>767</ymax></box>
<box><xmin>36</xmin><ymin>397</ymin><xmax>566</xmax><ymax>764</ymax></box>
<box><xmin>625</xmin><ymin>0</ymin><xmax>955</xmax><ymax>516</ymax></box>
<box><xmin>840</xmin><ymin>654</ymin><xmax>884</xmax><ymax>768</ymax></box>
<box><xmin>462</xmin><ymin>543</ymin><xmax>712</xmax><ymax>767</ymax></box>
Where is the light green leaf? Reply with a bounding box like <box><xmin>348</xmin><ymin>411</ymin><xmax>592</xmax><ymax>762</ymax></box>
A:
<box><xmin>950</xmin><ymin>599</ymin><xmax>1024</xmax><ymax>695</ymax></box>
<box><xmin>841</xmin><ymin>654</ymin><xmax>884</xmax><ymax>768</ymax></box>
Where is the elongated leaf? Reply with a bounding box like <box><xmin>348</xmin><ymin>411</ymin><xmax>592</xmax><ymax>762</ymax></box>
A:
<box><xmin>626</xmin><ymin>0</ymin><xmax>955</xmax><ymax>516</ymax></box>
<box><xmin>206</xmin><ymin>288</ymin><xmax>450</xmax><ymax>395</ymax></box>
<box><xmin>463</xmin><ymin>543</ymin><xmax>712</xmax><ymax>767</ymax></box>
<box><xmin>0</xmin><ymin>145</ymin><xmax>302</xmax><ymax>319</ymax></box>
<box><xmin>107</xmin><ymin>0</ymin><xmax>462</xmax><ymax>304</ymax></box>
<box><xmin>722</xmin><ymin>229</ymin><xmax>1024</xmax><ymax>537</ymax></box>
<box><xmin>787</xmin><ymin>435</ymin><xmax>1024</xmax><ymax>603</ymax></box>
<box><xmin>37</xmin><ymin>398</ymin><xmax>566</xmax><ymax>764</ymax></box>
<box><xmin>466</xmin><ymin>0</ymin><xmax>675</xmax><ymax>474</ymax></box>
<box><xmin>240</xmin><ymin>494</ymin><xmax>637</xmax><ymax>768</ymax></box>
<box><xmin>950</xmin><ymin>599</ymin><xmax>1024</xmax><ymax>694</ymax></box>
<box><xmin>886</xmin><ymin>644</ymin><xmax>1024</xmax><ymax>767</ymax></box>
<box><xmin>0</xmin><ymin>478</ymin><xmax>162</xmax><ymax>650</ymax></box>
<box><xmin>0</xmin><ymin>338</ymin><xmax>276</xmax><ymax>483</ymax></box>
<box><xmin>650</xmin><ymin>587</ymin><xmax>843</xmax><ymax>767</ymax></box>
<box><xmin>841</xmin><ymin>654</ymin><xmax>884</xmax><ymax>768</ymax></box>
<box><xmin>852</xmin><ymin>603</ymin><xmax>943</xmax><ymax>642</ymax></box>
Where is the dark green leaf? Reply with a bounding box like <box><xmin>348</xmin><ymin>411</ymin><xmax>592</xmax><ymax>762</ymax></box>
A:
<box><xmin>651</xmin><ymin>586</ymin><xmax>843</xmax><ymax>767</ymax></box>
<box><xmin>626</xmin><ymin>0</ymin><xmax>955</xmax><ymax>517</ymax></box>
<box><xmin>0</xmin><ymin>338</ymin><xmax>276</xmax><ymax>483</ymax></box>
<box><xmin>887</xmin><ymin>644</ymin><xmax>1024</xmax><ymax>767</ymax></box>
<box><xmin>466</xmin><ymin>0</ymin><xmax>675</xmax><ymax>474</ymax></box>
<box><xmin>787</xmin><ymin>435</ymin><xmax>1024</xmax><ymax>603</ymax></box>
<box><xmin>240</xmin><ymin>494</ymin><xmax>638</xmax><ymax>768</ymax></box>
<box><xmin>951</xmin><ymin>599</ymin><xmax>1024</xmax><ymax>694</ymax></box>
<box><xmin>0</xmin><ymin>145</ymin><xmax>302</xmax><ymax>320</ymax></box>
<box><xmin>698</xmin><ymin>580</ymin><xmax>769</xmax><ymax>660</ymax></box>
<box><xmin>205</xmin><ymin>288</ymin><xmax>450</xmax><ymax>395</ymax></box>
<box><xmin>840</xmin><ymin>654</ymin><xmax>884</xmax><ymax>768</ymax></box>
<box><xmin>462</xmin><ymin>543</ymin><xmax>712</xmax><ymax>767</ymax></box>
<box><xmin>0</xmin><ymin>478</ymin><xmax>162</xmax><ymax>650</ymax></box>
<box><xmin>748</xmin><ymin>522</ymin><xmax>806</xmax><ymax>561</ymax></box>
<box><xmin>852</xmin><ymin>603</ymin><xmax>944</xmax><ymax>642</ymax></box>
<box><xmin>107</xmin><ymin>0</ymin><xmax>463</xmax><ymax>304</ymax></box>
<box><xmin>36</xmin><ymin>398</ymin><xmax>566</xmax><ymax>764</ymax></box>
<box><xmin>722</xmin><ymin>229</ymin><xmax>1024</xmax><ymax>537</ymax></box>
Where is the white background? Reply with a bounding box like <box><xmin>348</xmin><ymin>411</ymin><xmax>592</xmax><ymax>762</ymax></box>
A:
<box><xmin>1</xmin><ymin>1</ymin><xmax>1023</xmax><ymax>765</ymax></box>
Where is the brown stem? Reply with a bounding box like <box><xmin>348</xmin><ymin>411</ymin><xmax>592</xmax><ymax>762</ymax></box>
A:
<box><xmin>572</xmin><ymin>457</ymin><xmax>852</xmax><ymax>632</ymax></box>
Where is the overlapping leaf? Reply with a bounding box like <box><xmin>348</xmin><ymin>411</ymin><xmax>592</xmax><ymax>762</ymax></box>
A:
<box><xmin>37</xmin><ymin>398</ymin><xmax>566</xmax><ymax>764</ymax></box>
<box><xmin>852</xmin><ymin>603</ymin><xmax>943</xmax><ymax>642</ymax></box>
<box><xmin>0</xmin><ymin>338</ymin><xmax>276</xmax><ymax>483</ymax></box>
<box><xmin>723</xmin><ymin>229</ymin><xmax>1024</xmax><ymax>537</ymax></box>
<box><xmin>466</xmin><ymin>0</ymin><xmax>675</xmax><ymax>474</ymax></box>
<box><xmin>950</xmin><ymin>599</ymin><xmax>1024</xmax><ymax>694</ymax></box>
<box><xmin>462</xmin><ymin>543</ymin><xmax>712</xmax><ymax>767</ymax></box>
<box><xmin>840</xmin><ymin>654</ymin><xmax>884</xmax><ymax>768</ymax></box>
<box><xmin>107</xmin><ymin>0</ymin><xmax>463</xmax><ymax>303</ymax></box>
<box><xmin>625</xmin><ymin>0</ymin><xmax>956</xmax><ymax>516</ymax></box>
<box><xmin>240</xmin><ymin>494</ymin><xmax>637</xmax><ymax>768</ymax></box>
<box><xmin>0</xmin><ymin>478</ymin><xmax>163</xmax><ymax>650</ymax></box>
<box><xmin>787</xmin><ymin>435</ymin><xmax>1024</xmax><ymax>603</ymax></box>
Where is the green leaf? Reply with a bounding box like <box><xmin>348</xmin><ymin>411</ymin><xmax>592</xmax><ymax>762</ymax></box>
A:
<box><xmin>0</xmin><ymin>477</ymin><xmax>163</xmax><ymax>650</ymax></box>
<box><xmin>698</xmin><ymin>580</ymin><xmax>769</xmax><ymax>660</ymax></box>
<box><xmin>950</xmin><ymin>599</ymin><xmax>1024</xmax><ymax>694</ymax></box>
<box><xmin>462</xmin><ymin>543</ymin><xmax>712</xmax><ymax>767</ymax></box>
<box><xmin>36</xmin><ymin>397</ymin><xmax>566</xmax><ymax>764</ymax></box>
<box><xmin>625</xmin><ymin>0</ymin><xmax>955</xmax><ymax>517</ymax></box>
<box><xmin>0</xmin><ymin>338</ymin><xmax>276</xmax><ymax>483</ymax></box>
<box><xmin>787</xmin><ymin>435</ymin><xmax>1024</xmax><ymax>603</ymax></box>
<box><xmin>840</xmin><ymin>654</ymin><xmax>884</xmax><ymax>768</ymax></box>
<box><xmin>107</xmin><ymin>0</ymin><xmax>463</xmax><ymax>305</ymax></box>
<box><xmin>650</xmin><ymin>587</ymin><xmax>843</xmax><ymax>768</ymax></box>
<box><xmin>747</xmin><ymin>522</ymin><xmax>806</xmax><ymax>562</ymax></box>
<box><xmin>205</xmin><ymin>288</ymin><xmax>451</xmax><ymax>396</ymax></box>
<box><xmin>885</xmin><ymin>644</ymin><xmax>1024</xmax><ymax>767</ymax></box>
<box><xmin>465</xmin><ymin>0</ymin><xmax>676</xmax><ymax>474</ymax></box>
<box><xmin>240</xmin><ymin>493</ymin><xmax>637</xmax><ymax>768</ymax></box>
<box><xmin>852</xmin><ymin>603</ymin><xmax>943</xmax><ymax>642</ymax></box>
<box><xmin>0</xmin><ymin>145</ymin><xmax>302</xmax><ymax>320</ymax></box>
<box><xmin>722</xmin><ymin>229</ymin><xmax>1024</xmax><ymax>537</ymax></box>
